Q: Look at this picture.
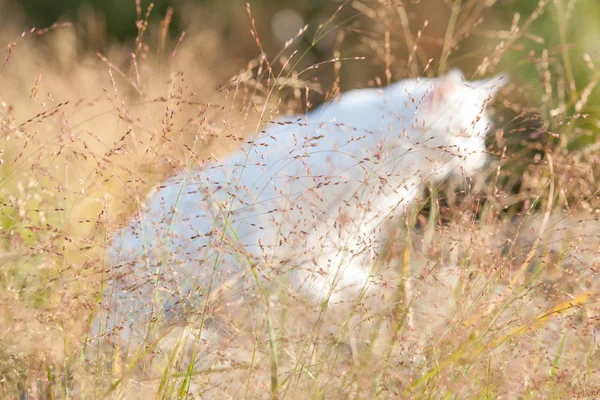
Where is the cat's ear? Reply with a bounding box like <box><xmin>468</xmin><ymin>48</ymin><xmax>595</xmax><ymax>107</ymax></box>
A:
<box><xmin>472</xmin><ymin>73</ymin><xmax>509</xmax><ymax>99</ymax></box>
<box><xmin>423</xmin><ymin>69</ymin><xmax>465</xmax><ymax>109</ymax></box>
<box><xmin>444</xmin><ymin>69</ymin><xmax>465</xmax><ymax>84</ymax></box>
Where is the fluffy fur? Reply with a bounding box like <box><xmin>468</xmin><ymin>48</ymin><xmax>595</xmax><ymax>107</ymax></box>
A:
<box><xmin>109</xmin><ymin>70</ymin><xmax>507</xmax><ymax>323</ymax></box>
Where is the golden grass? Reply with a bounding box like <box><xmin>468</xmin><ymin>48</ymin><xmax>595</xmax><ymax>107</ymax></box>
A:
<box><xmin>1</xmin><ymin>1</ymin><xmax>599</xmax><ymax>398</ymax></box>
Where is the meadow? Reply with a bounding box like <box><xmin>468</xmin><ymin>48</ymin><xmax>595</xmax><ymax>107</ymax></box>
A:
<box><xmin>1</xmin><ymin>1</ymin><xmax>599</xmax><ymax>398</ymax></box>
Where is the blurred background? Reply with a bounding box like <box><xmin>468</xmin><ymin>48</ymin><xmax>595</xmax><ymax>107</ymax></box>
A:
<box><xmin>3</xmin><ymin>0</ymin><xmax>600</xmax><ymax>144</ymax></box>
<box><xmin>4</xmin><ymin>1</ymin><xmax>598</xmax><ymax>88</ymax></box>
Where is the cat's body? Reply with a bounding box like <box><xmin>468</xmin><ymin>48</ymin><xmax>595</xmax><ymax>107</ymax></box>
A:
<box><xmin>109</xmin><ymin>70</ymin><xmax>506</xmax><ymax>325</ymax></box>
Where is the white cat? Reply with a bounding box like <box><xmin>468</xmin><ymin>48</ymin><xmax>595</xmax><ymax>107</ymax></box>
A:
<box><xmin>109</xmin><ymin>70</ymin><xmax>507</xmax><ymax>320</ymax></box>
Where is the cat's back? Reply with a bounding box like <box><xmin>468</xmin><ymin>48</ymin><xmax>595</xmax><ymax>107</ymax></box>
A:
<box><xmin>113</xmin><ymin>79</ymin><xmax>431</xmax><ymax>262</ymax></box>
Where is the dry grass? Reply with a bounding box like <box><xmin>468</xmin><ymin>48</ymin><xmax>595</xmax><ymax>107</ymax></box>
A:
<box><xmin>1</xmin><ymin>1</ymin><xmax>600</xmax><ymax>399</ymax></box>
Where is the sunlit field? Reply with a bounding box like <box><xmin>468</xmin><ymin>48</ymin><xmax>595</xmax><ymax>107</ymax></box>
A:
<box><xmin>1</xmin><ymin>1</ymin><xmax>600</xmax><ymax>398</ymax></box>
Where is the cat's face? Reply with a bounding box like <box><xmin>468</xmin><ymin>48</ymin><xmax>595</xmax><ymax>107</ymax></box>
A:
<box><xmin>422</xmin><ymin>70</ymin><xmax>507</xmax><ymax>176</ymax></box>
<box><xmin>425</xmin><ymin>70</ymin><xmax>506</xmax><ymax>139</ymax></box>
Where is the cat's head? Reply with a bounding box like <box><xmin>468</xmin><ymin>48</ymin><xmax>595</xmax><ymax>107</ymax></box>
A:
<box><xmin>425</xmin><ymin>69</ymin><xmax>507</xmax><ymax>139</ymax></box>
<box><xmin>423</xmin><ymin>70</ymin><xmax>508</xmax><ymax>177</ymax></box>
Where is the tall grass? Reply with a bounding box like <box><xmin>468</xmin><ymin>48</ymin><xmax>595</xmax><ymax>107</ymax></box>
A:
<box><xmin>1</xmin><ymin>1</ymin><xmax>599</xmax><ymax>398</ymax></box>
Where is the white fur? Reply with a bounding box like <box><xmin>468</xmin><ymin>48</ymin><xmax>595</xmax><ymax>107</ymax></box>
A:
<box><xmin>110</xmin><ymin>70</ymin><xmax>507</xmax><ymax>311</ymax></box>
